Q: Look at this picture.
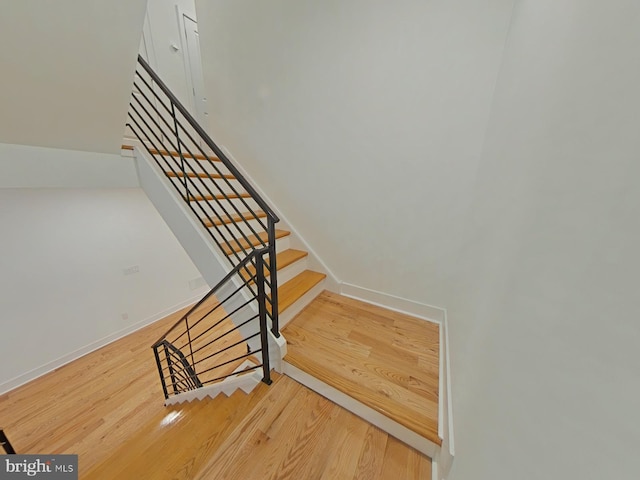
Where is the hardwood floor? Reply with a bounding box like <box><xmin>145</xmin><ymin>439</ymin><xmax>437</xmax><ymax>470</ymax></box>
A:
<box><xmin>283</xmin><ymin>290</ymin><xmax>440</xmax><ymax>445</ymax></box>
<box><xmin>192</xmin><ymin>374</ymin><xmax>431</xmax><ymax>480</ymax></box>
<box><xmin>0</xmin><ymin>304</ymin><xmax>190</xmax><ymax>472</ymax></box>
<box><xmin>0</xmin><ymin>300</ymin><xmax>431</xmax><ymax>479</ymax></box>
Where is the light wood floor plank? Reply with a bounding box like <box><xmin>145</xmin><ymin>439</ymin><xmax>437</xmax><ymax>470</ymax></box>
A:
<box><xmin>0</xmin><ymin>296</ymin><xmax>431</xmax><ymax>479</ymax></box>
<box><xmin>355</xmin><ymin>424</ymin><xmax>389</xmax><ymax>480</ymax></box>
<box><xmin>318</xmin><ymin>407</ymin><xmax>370</xmax><ymax>480</ymax></box>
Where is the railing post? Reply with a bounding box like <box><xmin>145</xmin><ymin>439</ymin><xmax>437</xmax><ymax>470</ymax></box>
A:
<box><xmin>164</xmin><ymin>343</ymin><xmax>178</xmax><ymax>395</ymax></box>
<box><xmin>256</xmin><ymin>252</ymin><xmax>272</xmax><ymax>385</ymax></box>
<box><xmin>184</xmin><ymin>317</ymin><xmax>196</xmax><ymax>378</ymax></box>
<box><xmin>170</xmin><ymin>102</ymin><xmax>187</xmax><ymax>199</ymax></box>
<box><xmin>267</xmin><ymin>219</ymin><xmax>280</xmax><ymax>337</ymax></box>
<box><xmin>153</xmin><ymin>345</ymin><xmax>170</xmax><ymax>400</ymax></box>
<box><xmin>0</xmin><ymin>429</ymin><xmax>16</xmax><ymax>454</ymax></box>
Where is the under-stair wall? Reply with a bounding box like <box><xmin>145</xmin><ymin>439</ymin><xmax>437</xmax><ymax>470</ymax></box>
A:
<box><xmin>133</xmin><ymin>145</ymin><xmax>228</xmax><ymax>289</ymax></box>
<box><xmin>133</xmin><ymin>145</ymin><xmax>285</xmax><ymax>372</ymax></box>
<box><xmin>131</xmin><ymin>143</ymin><xmax>330</xmax><ymax>331</ymax></box>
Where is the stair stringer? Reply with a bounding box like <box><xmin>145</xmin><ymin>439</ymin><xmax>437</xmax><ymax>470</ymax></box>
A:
<box><xmin>134</xmin><ymin>144</ymin><xmax>230</xmax><ymax>290</ymax></box>
<box><xmin>131</xmin><ymin>143</ymin><xmax>333</xmax><ymax>325</ymax></box>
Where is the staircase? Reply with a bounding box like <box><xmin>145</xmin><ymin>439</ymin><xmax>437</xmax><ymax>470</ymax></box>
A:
<box><xmin>124</xmin><ymin>55</ymin><xmax>450</xmax><ymax>477</ymax></box>
<box><xmin>125</xmin><ymin>55</ymin><xmax>327</xmax><ymax>404</ymax></box>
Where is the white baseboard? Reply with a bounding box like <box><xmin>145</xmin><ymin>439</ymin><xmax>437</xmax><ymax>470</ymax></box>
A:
<box><xmin>339</xmin><ymin>282</ymin><xmax>445</xmax><ymax>324</ymax></box>
<box><xmin>0</xmin><ymin>291</ymin><xmax>208</xmax><ymax>395</ymax></box>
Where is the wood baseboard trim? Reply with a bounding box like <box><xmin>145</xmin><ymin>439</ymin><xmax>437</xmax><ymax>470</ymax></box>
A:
<box><xmin>339</xmin><ymin>282</ymin><xmax>445</xmax><ymax>324</ymax></box>
<box><xmin>283</xmin><ymin>361</ymin><xmax>439</xmax><ymax>458</ymax></box>
<box><xmin>0</xmin><ymin>291</ymin><xmax>209</xmax><ymax>395</ymax></box>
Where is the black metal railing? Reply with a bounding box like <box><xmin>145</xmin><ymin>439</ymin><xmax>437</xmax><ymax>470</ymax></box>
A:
<box><xmin>126</xmin><ymin>55</ymin><xmax>281</xmax><ymax>336</ymax></box>
<box><xmin>0</xmin><ymin>429</ymin><xmax>16</xmax><ymax>454</ymax></box>
<box><xmin>152</xmin><ymin>249</ymin><xmax>273</xmax><ymax>400</ymax></box>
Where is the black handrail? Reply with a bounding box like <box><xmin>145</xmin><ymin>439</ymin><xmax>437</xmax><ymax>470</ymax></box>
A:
<box><xmin>135</xmin><ymin>55</ymin><xmax>279</xmax><ymax>223</ymax></box>
<box><xmin>128</xmin><ymin>55</ymin><xmax>281</xmax><ymax>336</ymax></box>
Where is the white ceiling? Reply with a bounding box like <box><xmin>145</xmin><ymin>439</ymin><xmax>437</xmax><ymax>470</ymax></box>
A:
<box><xmin>0</xmin><ymin>0</ymin><xmax>148</xmax><ymax>154</ymax></box>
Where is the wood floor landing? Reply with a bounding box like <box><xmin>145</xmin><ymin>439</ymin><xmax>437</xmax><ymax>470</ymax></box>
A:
<box><xmin>0</xmin><ymin>299</ymin><xmax>430</xmax><ymax>479</ymax></box>
<box><xmin>283</xmin><ymin>290</ymin><xmax>440</xmax><ymax>446</ymax></box>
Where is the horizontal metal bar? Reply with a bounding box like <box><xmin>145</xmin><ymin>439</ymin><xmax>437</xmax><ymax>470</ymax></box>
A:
<box><xmin>189</xmin><ymin>314</ymin><xmax>260</xmax><ymax>358</ymax></box>
<box><xmin>200</xmin><ymin>363</ymin><xmax>263</xmax><ymax>385</ymax></box>
<box><xmin>192</xmin><ymin>332</ymin><xmax>261</xmax><ymax>369</ymax></box>
<box><xmin>152</xmin><ymin>248</ymin><xmax>268</xmax><ymax>347</ymax></box>
<box><xmin>136</xmin><ymin>55</ymin><xmax>280</xmax><ymax>223</ymax></box>
<box><xmin>198</xmin><ymin>353</ymin><xmax>263</xmax><ymax>380</ymax></box>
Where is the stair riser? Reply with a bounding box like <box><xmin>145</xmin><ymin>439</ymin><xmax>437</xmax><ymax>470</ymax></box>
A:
<box><xmin>184</xmin><ymin>162</ymin><xmax>233</xmax><ymax>177</ymax></box>
<box><xmin>164</xmin><ymin>368</ymin><xmax>262</xmax><ymax>406</ymax></box>
<box><xmin>203</xmin><ymin>216</ymin><xmax>268</xmax><ymax>232</ymax></box>
<box><xmin>167</xmin><ymin>177</ymin><xmax>244</xmax><ymax>197</ymax></box>
<box><xmin>190</xmin><ymin>198</ymin><xmax>260</xmax><ymax>216</ymax></box>
<box><xmin>282</xmin><ymin>362</ymin><xmax>438</xmax><ymax>458</ymax></box>
<box><xmin>190</xmin><ymin>207</ymin><xmax>261</xmax><ymax>228</ymax></box>
<box><xmin>258</xmin><ymin>256</ymin><xmax>309</xmax><ymax>295</ymax></box>
<box><xmin>211</xmin><ymin>231</ymin><xmax>291</xmax><ymax>256</ymax></box>
<box><xmin>279</xmin><ymin>279</ymin><xmax>326</xmax><ymax>328</ymax></box>
<box><xmin>207</xmin><ymin>222</ymin><xmax>269</xmax><ymax>245</ymax></box>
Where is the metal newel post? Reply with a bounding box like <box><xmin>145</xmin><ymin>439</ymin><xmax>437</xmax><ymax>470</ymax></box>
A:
<box><xmin>256</xmin><ymin>252</ymin><xmax>272</xmax><ymax>385</ymax></box>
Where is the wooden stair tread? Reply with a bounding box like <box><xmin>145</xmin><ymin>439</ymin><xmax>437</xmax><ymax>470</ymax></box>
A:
<box><xmin>240</xmin><ymin>249</ymin><xmax>309</xmax><ymax>282</ymax></box>
<box><xmin>188</xmin><ymin>192</ymin><xmax>251</xmax><ymax>202</ymax></box>
<box><xmin>278</xmin><ymin>270</ymin><xmax>326</xmax><ymax>314</ymax></box>
<box><xmin>121</xmin><ymin>145</ymin><xmax>220</xmax><ymax>162</ymax></box>
<box><xmin>149</xmin><ymin>148</ymin><xmax>220</xmax><ymax>162</ymax></box>
<box><xmin>221</xmin><ymin>229</ymin><xmax>290</xmax><ymax>255</ymax></box>
<box><xmin>282</xmin><ymin>290</ymin><xmax>441</xmax><ymax>446</ymax></box>
<box><xmin>166</xmin><ymin>171</ymin><xmax>236</xmax><ymax>180</ymax></box>
<box><xmin>202</xmin><ymin>210</ymin><xmax>266</xmax><ymax>227</ymax></box>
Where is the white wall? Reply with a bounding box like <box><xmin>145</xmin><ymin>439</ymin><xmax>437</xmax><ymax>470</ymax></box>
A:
<box><xmin>448</xmin><ymin>1</ymin><xmax>640</xmax><ymax>479</ymax></box>
<box><xmin>0</xmin><ymin>0</ymin><xmax>147</xmax><ymax>154</ymax></box>
<box><xmin>195</xmin><ymin>0</ymin><xmax>515</xmax><ymax>306</ymax></box>
<box><xmin>144</xmin><ymin>0</ymin><xmax>199</xmax><ymax>112</ymax></box>
<box><xmin>194</xmin><ymin>1</ymin><xmax>640</xmax><ymax>478</ymax></box>
<box><xmin>0</xmin><ymin>142</ymin><xmax>138</xmax><ymax>188</ymax></box>
<box><xmin>0</xmin><ymin>187</ymin><xmax>208</xmax><ymax>392</ymax></box>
